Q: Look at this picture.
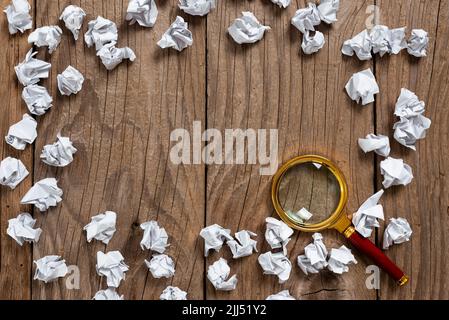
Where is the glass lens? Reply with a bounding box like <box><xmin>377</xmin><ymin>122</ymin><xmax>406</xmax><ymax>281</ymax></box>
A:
<box><xmin>278</xmin><ymin>162</ymin><xmax>341</xmax><ymax>226</ymax></box>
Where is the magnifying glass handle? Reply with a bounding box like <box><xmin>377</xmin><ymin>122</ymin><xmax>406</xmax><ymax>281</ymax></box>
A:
<box><xmin>345</xmin><ymin>227</ymin><xmax>409</xmax><ymax>286</ymax></box>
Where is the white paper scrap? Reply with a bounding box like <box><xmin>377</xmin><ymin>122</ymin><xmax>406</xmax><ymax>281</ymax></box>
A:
<box><xmin>96</xmin><ymin>251</ymin><xmax>129</xmax><ymax>288</ymax></box>
<box><xmin>394</xmin><ymin>115</ymin><xmax>431</xmax><ymax>150</ymax></box>
<box><xmin>140</xmin><ymin>220</ymin><xmax>169</xmax><ymax>253</ymax></box>
<box><xmin>297</xmin><ymin>208</ymin><xmax>313</xmax><ymax>222</ymax></box>
<box><xmin>59</xmin><ymin>5</ymin><xmax>86</xmax><ymax>40</ymax></box>
<box><xmin>258</xmin><ymin>251</ymin><xmax>292</xmax><ymax>284</ymax></box>
<box><xmin>7</xmin><ymin>212</ymin><xmax>41</xmax><ymax>245</ymax></box>
<box><xmin>297</xmin><ymin>233</ymin><xmax>328</xmax><ymax>275</ymax></box>
<box><xmin>380</xmin><ymin>157</ymin><xmax>413</xmax><ymax>188</ymax></box>
<box><xmin>370</xmin><ymin>26</ymin><xmax>407</xmax><ymax>56</ymax></box>
<box><xmin>288</xmin><ymin>208</ymin><xmax>313</xmax><ymax>224</ymax></box>
<box><xmin>207</xmin><ymin>258</ymin><xmax>238</xmax><ymax>291</ymax></box>
<box><xmin>387</xmin><ymin>27</ymin><xmax>407</xmax><ymax>54</ymax></box>
<box><xmin>83</xmin><ymin>211</ymin><xmax>117</xmax><ymax>244</ymax></box>
<box><xmin>28</xmin><ymin>26</ymin><xmax>62</xmax><ymax>54</ymax></box>
<box><xmin>228</xmin><ymin>11</ymin><xmax>270</xmax><ymax>44</ymax></box>
<box><xmin>157</xmin><ymin>16</ymin><xmax>193</xmax><ymax>51</ymax></box>
<box><xmin>297</xmin><ymin>255</ymin><xmax>319</xmax><ymax>275</ymax></box>
<box><xmin>0</xmin><ymin>157</ymin><xmax>29</xmax><ymax>189</ymax></box>
<box><xmin>3</xmin><ymin>0</ymin><xmax>32</xmax><ymax>35</ymax></box>
<box><xmin>160</xmin><ymin>286</ymin><xmax>187</xmax><ymax>300</ymax></box>
<box><xmin>15</xmin><ymin>49</ymin><xmax>51</xmax><ymax>86</ymax></box>
<box><xmin>126</xmin><ymin>0</ymin><xmax>158</xmax><ymax>27</ymax></box>
<box><xmin>20</xmin><ymin>178</ymin><xmax>63</xmax><ymax>212</ymax></box>
<box><xmin>383</xmin><ymin>217</ymin><xmax>412</xmax><ymax>250</ymax></box>
<box><xmin>84</xmin><ymin>16</ymin><xmax>118</xmax><ymax>50</ymax></box>
<box><xmin>305</xmin><ymin>233</ymin><xmax>328</xmax><ymax>268</ymax></box>
<box><xmin>291</xmin><ymin>3</ymin><xmax>321</xmax><ymax>34</ymax></box>
<box><xmin>393</xmin><ymin>88</ymin><xmax>431</xmax><ymax>150</ymax></box>
<box><xmin>341</xmin><ymin>29</ymin><xmax>372</xmax><ymax>60</ymax></box>
<box><xmin>358</xmin><ymin>134</ymin><xmax>391</xmax><ymax>157</ymax></box>
<box><xmin>97</xmin><ymin>42</ymin><xmax>136</xmax><ymax>70</ymax></box>
<box><xmin>22</xmin><ymin>84</ymin><xmax>53</xmax><ymax>116</ymax></box>
<box><xmin>40</xmin><ymin>134</ymin><xmax>77</xmax><ymax>167</ymax></box>
<box><xmin>394</xmin><ymin>88</ymin><xmax>426</xmax><ymax>118</ymax></box>
<box><xmin>343</xmin><ymin>26</ymin><xmax>407</xmax><ymax>60</ymax></box>
<box><xmin>5</xmin><ymin>114</ymin><xmax>37</xmax><ymax>150</ymax></box>
<box><xmin>352</xmin><ymin>190</ymin><xmax>385</xmax><ymax>238</ymax></box>
<box><xmin>199</xmin><ymin>224</ymin><xmax>233</xmax><ymax>256</ymax></box>
<box><xmin>179</xmin><ymin>0</ymin><xmax>216</xmax><ymax>16</ymax></box>
<box><xmin>145</xmin><ymin>254</ymin><xmax>176</xmax><ymax>279</ymax></box>
<box><xmin>317</xmin><ymin>0</ymin><xmax>340</xmax><ymax>24</ymax></box>
<box><xmin>93</xmin><ymin>288</ymin><xmax>124</xmax><ymax>300</ymax></box>
<box><xmin>327</xmin><ymin>245</ymin><xmax>357</xmax><ymax>274</ymax></box>
<box><xmin>57</xmin><ymin>65</ymin><xmax>84</xmax><ymax>96</ymax></box>
<box><xmin>345</xmin><ymin>68</ymin><xmax>379</xmax><ymax>105</ymax></box>
<box><xmin>266</xmin><ymin>290</ymin><xmax>295</xmax><ymax>300</ymax></box>
<box><xmin>226</xmin><ymin>230</ymin><xmax>258</xmax><ymax>259</ymax></box>
<box><xmin>265</xmin><ymin>217</ymin><xmax>294</xmax><ymax>254</ymax></box>
<box><xmin>33</xmin><ymin>255</ymin><xmax>68</xmax><ymax>283</ymax></box>
<box><xmin>270</xmin><ymin>0</ymin><xmax>291</xmax><ymax>9</ymax></box>
<box><xmin>370</xmin><ymin>25</ymin><xmax>389</xmax><ymax>57</ymax></box>
<box><xmin>302</xmin><ymin>30</ymin><xmax>325</xmax><ymax>55</ymax></box>
<box><xmin>407</xmin><ymin>29</ymin><xmax>429</xmax><ymax>58</ymax></box>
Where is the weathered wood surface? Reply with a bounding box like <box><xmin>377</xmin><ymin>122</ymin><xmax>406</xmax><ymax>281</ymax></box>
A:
<box><xmin>206</xmin><ymin>0</ymin><xmax>375</xmax><ymax>300</ymax></box>
<box><xmin>0</xmin><ymin>0</ymin><xmax>447</xmax><ymax>300</ymax></box>
<box><xmin>375</xmin><ymin>0</ymin><xmax>449</xmax><ymax>300</ymax></box>
<box><xmin>0</xmin><ymin>0</ymin><xmax>35</xmax><ymax>300</ymax></box>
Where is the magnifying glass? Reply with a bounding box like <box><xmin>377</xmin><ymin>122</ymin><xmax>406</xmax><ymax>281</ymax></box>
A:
<box><xmin>271</xmin><ymin>155</ymin><xmax>409</xmax><ymax>286</ymax></box>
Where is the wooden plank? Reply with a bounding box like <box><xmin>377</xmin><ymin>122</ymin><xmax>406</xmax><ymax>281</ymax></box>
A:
<box><xmin>1</xmin><ymin>0</ymin><xmax>446</xmax><ymax>301</ymax></box>
<box><xmin>32</xmin><ymin>0</ymin><xmax>205</xmax><ymax>299</ymax></box>
<box><xmin>206</xmin><ymin>0</ymin><xmax>376</xmax><ymax>299</ymax></box>
<box><xmin>0</xmin><ymin>0</ymin><xmax>35</xmax><ymax>300</ymax></box>
<box><xmin>376</xmin><ymin>0</ymin><xmax>449</xmax><ymax>299</ymax></box>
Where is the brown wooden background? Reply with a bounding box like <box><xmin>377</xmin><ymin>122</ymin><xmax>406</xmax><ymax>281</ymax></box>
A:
<box><xmin>0</xmin><ymin>0</ymin><xmax>447</xmax><ymax>300</ymax></box>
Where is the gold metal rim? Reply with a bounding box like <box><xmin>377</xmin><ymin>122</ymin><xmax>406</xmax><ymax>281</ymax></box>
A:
<box><xmin>398</xmin><ymin>275</ymin><xmax>409</xmax><ymax>286</ymax></box>
<box><xmin>343</xmin><ymin>226</ymin><xmax>356</xmax><ymax>238</ymax></box>
<box><xmin>271</xmin><ymin>155</ymin><xmax>349</xmax><ymax>232</ymax></box>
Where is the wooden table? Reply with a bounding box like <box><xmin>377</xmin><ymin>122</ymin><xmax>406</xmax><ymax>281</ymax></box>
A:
<box><xmin>0</xmin><ymin>0</ymin><xmax>448</xmax><ymax>300</ymax></box>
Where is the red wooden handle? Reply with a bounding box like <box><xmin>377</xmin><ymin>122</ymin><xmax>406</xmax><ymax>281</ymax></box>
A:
<box><xmin>347</xmin><ymin>230</ymin><xmax>408</xmax><ymax>285</ymax></box>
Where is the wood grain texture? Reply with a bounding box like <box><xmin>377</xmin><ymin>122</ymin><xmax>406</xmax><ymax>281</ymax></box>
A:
<box><xmin>0</xmin><ymin>0</ymin><xmax>447</xmax><ymax>300</ymax></box>
<box><xmin>31</xmin><ymin>0</ymin><xmax>205</xmax><ymax>299</ymax></box>
<box><xmin>0</xmin><ymin>0</ymin><xmax>35</xmax><ymax>300</ymax></box>
<box><xmin>375</xmin><ymin>0</ymin><xmax>449</xmax><ymax>299</ymax></box>
<box><xmin>206</xmin><ymin>0</ymin><xmax>376</xmax><ymax>300</ymax></box>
